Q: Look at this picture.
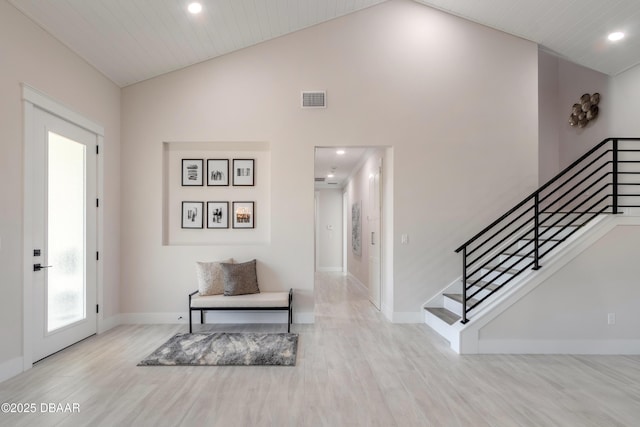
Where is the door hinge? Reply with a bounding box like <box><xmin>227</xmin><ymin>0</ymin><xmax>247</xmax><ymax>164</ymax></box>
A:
<box><xmin>96</xmin><ymin>251</ymin><xmax>99</xmax><ymax>261</ymax></box>
<box><xmin>96</xmin><ymin>304</ymin><xmax>99</xmax><ymax>314</ymax></box>
<box><xmin>96</xmin><ymin>198</ymin><xmax>99</xmax><ymax>207</ymax></box>
<box><xmin>96</xmin><ymin>145</ymin><xmax>99</xmax><ymax>155</ymax></box>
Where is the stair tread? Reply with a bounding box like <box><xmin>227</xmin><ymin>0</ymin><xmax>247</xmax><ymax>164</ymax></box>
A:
<box><xmin>443</xmin><ymin>293</ymin><xmax>480</xmax><ymax>308</ymax></box>
<box><xmin>501</xmin><ymin>251</ymin><xmax>535</xmax><ymax>258</ymax></box>
<box><xmin>424</xmin><ymin>307</ymin><xmax>460</xmax><ymax>325</ymax></box>
<box><xmin>520</xmin><ymin>237</ymin><xmax>563</xmax><ymax>242</ymax></box>
<box><xmin>480</xmin><ymin>266</ymin><xmax>520</xmax><ymax>274</ymax></box>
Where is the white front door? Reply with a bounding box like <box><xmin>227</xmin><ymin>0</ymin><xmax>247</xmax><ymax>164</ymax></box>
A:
<box><xmin>31</xmin><ymin>107</ymin><xmax>97</xmax><ymax>362</ymax></box>
<box><xmin>368</xmin><ymin>165</ymin><xmax>382</xmax><ymax>310</ymax></box>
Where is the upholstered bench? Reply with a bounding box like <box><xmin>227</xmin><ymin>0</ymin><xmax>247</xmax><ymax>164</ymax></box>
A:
<box><xmin>188</xmin><ymin>288</ymin><xmax>293</xmax><ymax>333</ymax></box>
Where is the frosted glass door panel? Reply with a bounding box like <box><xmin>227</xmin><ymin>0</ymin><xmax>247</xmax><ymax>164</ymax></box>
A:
<box><xmin>47</xmin><ymin>131</ymin><xmax>86</xmax><ymax>332</ymax></box>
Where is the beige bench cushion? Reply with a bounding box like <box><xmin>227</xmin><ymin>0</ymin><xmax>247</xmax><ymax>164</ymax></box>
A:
<box><xmin>190</xmin><ymin>292</ymin><xmax>289</xmax><ymax>308</ymax></box>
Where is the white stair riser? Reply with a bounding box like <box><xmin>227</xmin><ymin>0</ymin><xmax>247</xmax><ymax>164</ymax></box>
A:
<box><xmin>444</xmin><ymin>296</ymin><xmax>483</xmax><ymax>317</ymax></box>
<box><xmin>537</xmin><ymin>226</ymin><xmax>577</xmax><ymax>240</ymax></box>
<box><xmin>424</xmin><ymin>310</ymin><xmax>458</xmax><ymax>344</ymax></box>
<box><xmin>443</xmin><ymin>297</ymin><xmax>462</xmax><ymax>315</ymax></box>
<box><xmin>497</xmin><ymin>254</ymin><xmax>535</xmax><ymax>270</ymax></box>
<box><xmin>510</xmin><ymin>239</ymin><xmax>557</xmax><ymax>253</ymax></box>
<box><xmin>466</xmin><ymin>285</ymin><xmax>498</xmax><ymax>300</ymax></box>
<box><xmin>471</xmin><ymin>269</ymin><xmax>514</xmax><ymax>285</ymax></box>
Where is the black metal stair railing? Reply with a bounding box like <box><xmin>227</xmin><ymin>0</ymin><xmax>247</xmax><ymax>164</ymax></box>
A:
<box><xmin>454</xmin><ymin>138</ymin><xmax>640</xmax><ymax>324</ymax></box>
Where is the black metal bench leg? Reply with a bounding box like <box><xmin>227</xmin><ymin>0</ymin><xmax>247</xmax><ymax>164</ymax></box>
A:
<box><xmin>200</xmin><ymin>310</ymin><xmax>204</xmax><ymax>325</ymax></box>
<box><xmin>189</xmin><ymin>310</ymin><xmax>193</xmax><ymax>333</ymax></box>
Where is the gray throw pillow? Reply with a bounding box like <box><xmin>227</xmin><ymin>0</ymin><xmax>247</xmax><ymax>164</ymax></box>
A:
<box><xmin>221</xmin><ymin>259</ymin><xmax>260</xmax><ymax>296</ymax></box>
<box><xmin>196</xmin><ymin>259</ymin><xmax>233</xmax><ymax>296</ymax></box>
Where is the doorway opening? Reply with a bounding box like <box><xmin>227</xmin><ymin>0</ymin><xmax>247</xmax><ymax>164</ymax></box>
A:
<box><xmin>314</xmin><ymin>146</ymin><xmax>392</xmax><ymax>314</ymax></box>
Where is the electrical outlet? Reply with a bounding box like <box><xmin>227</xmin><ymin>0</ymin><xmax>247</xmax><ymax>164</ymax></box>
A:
<box><xmin>608</xmin><ymin>313</ymin><xmax>615</xmax><ymax>325</ymax></box>
<box><xmin>401</xmin><ymin>234</ymin><xmax>409</xmax><ymax>244</ymax></box>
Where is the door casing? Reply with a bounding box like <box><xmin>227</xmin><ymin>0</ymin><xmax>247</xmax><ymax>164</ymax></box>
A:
<box><xmin>22</xmin><ymin>84</ymin><xmax>105</xmax><ymax>370</ymax></box>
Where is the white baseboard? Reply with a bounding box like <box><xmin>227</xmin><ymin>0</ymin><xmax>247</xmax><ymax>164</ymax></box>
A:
<box><xmin>120</xmin><ymin>312</ymin><xmax>188</xmax><ymax>324</ymax></box>
<box><xmin>98</xmin><ymin>314</ymin><xmax>122</xmax><ymax>334</ymax></box>
<box><xmin>0</xmin><ymin>357</ymin><xmax>24</xmax><ymax>383</ymax></box>
<box><xmin>479</xmin><ymin>339</ymin><xmax>640</xmax><ymax>355</ymax></box>
<box><xmin>316</xmin><ymin>267</ymin><xmax>343</xmax><ymax>272</ymax></box>
<box><xmin>392</xmin><ymin>311</ymin><xmax>422</xmax><ymax>323</ymax></box>
<box><xmin>347</xmin><ymin>273</ymin><xmax>368</xmax><ymax>293</ymax></box>
<box><xmin>119</xmin><ymin>311</ymin><xmax>315</xmax><ymax>325</ymax></box>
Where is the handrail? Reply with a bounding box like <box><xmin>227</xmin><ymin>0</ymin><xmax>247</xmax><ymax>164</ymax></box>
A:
<box><xmin>454</xmin><ymin>137</ymin><xmax>640</xmax><ymax>324</ymax></box>
<box><xmin>455</xmin><ymin>137</ymin><xmax>612</xmax><ymax>253</ymax></box>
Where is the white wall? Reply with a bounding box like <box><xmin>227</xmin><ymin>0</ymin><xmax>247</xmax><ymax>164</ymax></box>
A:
<box><xmin>538</xmin><ymin>51</ymin><xmax>561</xmax><ymax>185</ymax></box>
<box><xmin>315</xmin><ymin>189</ymin><xmax>343</xmax><ymax>272</ymax></box>
<box><xmin>0</xmin><ymin>2</ymin><xmax>120</xmax><ymax>370</ymax></box>
<box><xmin>344</xmin><ymin>148</ymin><xmax>394</xmax><ymax>316</ymax></box>
<box><xmin>611</xmin><ymin>63</ymin><xmax>640</xmax><ymax>135</ymax></box>
<box><xmin>557</xmin><ymin>58</ymin><xmax>612</xmax><ymax>168</ymax></box>
<box><xmin>345</xmin><ymin>150</ymin><xmax>385</xmax><ymax>287</ymax></box>
<box><xmin>538</xmin><ymin>50</ymin><xmax>612</xmax><ymax>184</ymax></box>
<box><xmin>119</xmin><ymin>0</ymin><xmax>538</xmax><ymax>321</ymax></box>
<box><xmin>163</xmin><ymin>142</ymin><xmax>271</xmax><ymax>245</ymax></box>
<box><xmin>478</xmin><ymin>226</ymin><xmax>640</xmax><ymax>353</ymax></box>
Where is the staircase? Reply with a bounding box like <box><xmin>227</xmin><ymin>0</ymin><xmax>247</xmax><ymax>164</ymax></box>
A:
<box><xmin>424</xmin><ymin>138</ymin><xmax>640</xmax><ymax>352</ymax></box>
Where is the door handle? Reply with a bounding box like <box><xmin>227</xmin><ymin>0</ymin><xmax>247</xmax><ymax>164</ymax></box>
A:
<box><xmin>33</xmin><ymin>264</ymin><xmax>53</xmax><ymax>272</ymax></box>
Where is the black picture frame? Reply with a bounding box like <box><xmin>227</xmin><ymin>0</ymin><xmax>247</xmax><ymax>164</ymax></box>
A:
<box><xmin>182</xmin><ymin>201</ymin><xmax>204</xmax><ymax>229</ymax></box>
<box><xmin>232</xmin><ymin>159</ymin><xmax>255</xmax><ymax>186</ymax></box>
<box><xmin>232</xmin><ymin>201</ymin><xmax>255</xmax><ymax>229</ymax></box>
<box><xmin>182</xmin><ymin>159</ymin><xmax>204</xmax><ymax>186</ymax></box>
<box><xmin>207</xmin><ymin>159</ymin><xmax>229</xmax><ymax>186</ymax></box>
<box><xmin>207</xmin><ymin>201</ymin><xmax>229</xmax><ymax>229</ymax></box>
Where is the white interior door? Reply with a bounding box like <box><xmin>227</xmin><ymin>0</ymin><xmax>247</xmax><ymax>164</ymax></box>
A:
<box><xmin>368</xmin><ymin>164</ymin><xmax>382</xmax><ymax>310</ymax></box>
<box><xmin>32</xmin><ymin>107</ymin><xmax>97</xmax><ymax>362</ymax></box>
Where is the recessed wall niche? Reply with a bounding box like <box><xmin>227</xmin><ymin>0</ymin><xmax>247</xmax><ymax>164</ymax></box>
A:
<box><xmin>162</xmin><ymin>141</ymin><xmax>271</xmax><ymax>246</ymax></box>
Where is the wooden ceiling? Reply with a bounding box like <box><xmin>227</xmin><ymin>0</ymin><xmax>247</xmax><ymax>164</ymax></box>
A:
<box><xmin>9</xmin><ymin>0</ymin><xmax>640</xmax><ymax>87</ymax></box>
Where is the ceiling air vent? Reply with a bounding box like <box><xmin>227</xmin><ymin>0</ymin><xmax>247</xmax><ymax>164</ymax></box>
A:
<box><xmin>315</xmin><ymin>177</ymin><xmax>326</xmax><ymax>182</ymax></box>
<box><xmin>302</xmin><ymin>91</ymin><xmax>326</xmax><ymax>108</ymax></box>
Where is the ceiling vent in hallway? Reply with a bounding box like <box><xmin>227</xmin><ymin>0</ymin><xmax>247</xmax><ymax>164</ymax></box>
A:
<box><xmin>302</xmin><ymin>91</ymin><xmax>326</xmax><ymax>108</ymax></box>
<box><xmin>315</xmin><ymin>177</ymin><xmax>326</xmax><ymax>182</ymax></box>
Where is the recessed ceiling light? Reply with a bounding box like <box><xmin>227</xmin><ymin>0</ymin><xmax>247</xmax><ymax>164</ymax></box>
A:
<box><xmin>188</xmin><ymin>2</ymin><xmax>203</xmax><ymax>14</ymax></box>
<box><xmin>327</xmin><ymin>174</ymin><xmax>335</xmax><ymax>178</ymax></box>
<box><xmin>336</xmin><ymin>150</ymin><xmax>345</xmax><ymax>155</ymax></box>
<box><xmin>608</xmin><ymin>32</ymin><xmax>625</xmax><ymax>41</ymax></box>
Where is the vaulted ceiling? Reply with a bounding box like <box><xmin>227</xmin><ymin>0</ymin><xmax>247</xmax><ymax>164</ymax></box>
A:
<box><xmin>9</xmin><ymin>0</ymin><xmax>640</xmax><ymax>88</ymax></box>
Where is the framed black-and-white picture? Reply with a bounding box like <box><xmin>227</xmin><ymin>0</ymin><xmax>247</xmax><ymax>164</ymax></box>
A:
<box><xmin>232</xmin><ymin>159</ymin><xmax>255</xmax><ymax>186</ymax></box>
<box><xmin>182</xmin><ymin>159</ymin><xmax>204</xmax><ymax>186</ymax></box>
<box><xmin>232</xmin><ymin>201</ymin><xmax>254</xmax><ymax>229</ymax></box>
<box><xmin>207</xmin><ymin>159</ymin><xmax>229</xmax><ymax>186</ymax></box>
<box><xmin>207</xmin><ymin>201</ymin><xmax>229</xmax><ymax>229</ymax></box>
<box><xmin>182</xmin><ymin>202</ymin><xmax>204</xmax><ymax>229</ymax></box>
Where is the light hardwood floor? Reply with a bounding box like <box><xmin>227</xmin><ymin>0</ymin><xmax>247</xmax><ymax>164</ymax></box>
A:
<box><xmin>2</xmin><ymin>272</ymin><xmax>640</xmax><ymax>426</ymax></box>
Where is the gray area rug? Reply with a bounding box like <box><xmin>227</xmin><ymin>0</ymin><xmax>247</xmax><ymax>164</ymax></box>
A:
<box><xmin>138</xmin><ymin>332</ymin><xmax>298</xmax><ymax>366</ymax></box>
